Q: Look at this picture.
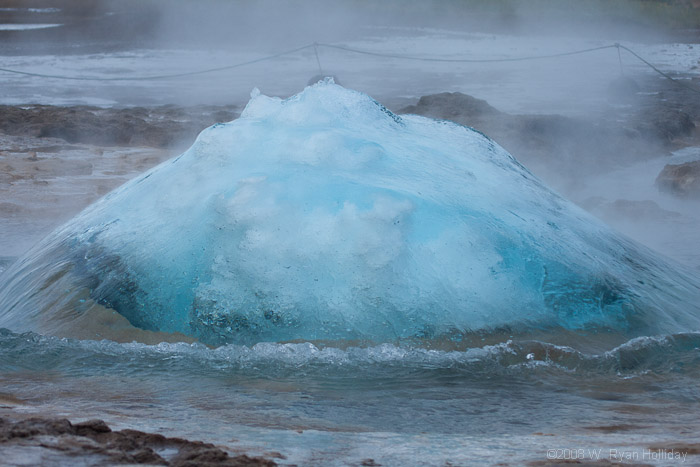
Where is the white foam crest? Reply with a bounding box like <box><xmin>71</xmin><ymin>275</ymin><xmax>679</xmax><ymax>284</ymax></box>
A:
<box><xmin>3</xmin><ymin>328</ymin><xmax>700</xmax><ymax>378</ymax></box>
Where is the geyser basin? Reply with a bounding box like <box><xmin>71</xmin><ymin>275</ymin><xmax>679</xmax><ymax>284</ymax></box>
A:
<box><xmin>1</xmin><ymin>81</ymin><xmax>699</xmax><ymax>346</ymax></box>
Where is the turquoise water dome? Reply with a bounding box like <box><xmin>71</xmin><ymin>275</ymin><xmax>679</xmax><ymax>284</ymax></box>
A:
<box><xmin>0</xmin><ymin>81</ymin><xmax>699</xmax><ymax>345</ymax></box>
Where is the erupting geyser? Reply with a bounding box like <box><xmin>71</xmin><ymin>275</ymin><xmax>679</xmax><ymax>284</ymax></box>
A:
<box><xmin>0</xmin><ymin>81</ymin><xmax>699</xmax><ymax>345</ymax></box>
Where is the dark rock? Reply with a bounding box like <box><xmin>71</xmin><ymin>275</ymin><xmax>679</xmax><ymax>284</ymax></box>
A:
<box><xmin>361</xmin><ymin>459</ymin><xmax>382</xmax><ymax>466</ymax></box>
<box><xmin>8</xmin><ymin>417</ymin><xmax>75</xmax><ymax>439</ymax></box>
<box><xmin>74</xmin><ymin>419</ymin><xmax>112</xmax><ymax>434</ymax></box>
<box><xmin>656</xmin><ymin>160</ymin><xmax>700</xmax><ymax>198</ymax></box>
<box><xmin>172</xmin><ymin>445</ymin><xmax>230</xmax><ymax>465</ymax></box>
<box><xmin>131</xmin><ymin>447</ymin><xmax>166</xmax><ymax>464</ymax></box>
<box><xmin>0</xmin><ymin>415</ymin><xmax>277</xmax><ymax>466</ymax></box>
<box><xmin>401</xmin><ymin>92</ymin><xmax>501</xmax><ymax>123</ymax></box>
<box><xmin>635</xmin><ymin>107</ymin><xmax>695</xmax><ymax>144</ymax></box>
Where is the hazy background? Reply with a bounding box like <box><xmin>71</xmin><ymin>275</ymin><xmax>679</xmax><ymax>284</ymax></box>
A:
<box><xmin>1</xmin><ymin>5</ymin><xmax>700</xmax><ymax>466</ymax></box>
<box><xmin>3</xmin><ymin>0</ymin><xmax>699</xmax><ymax>54</ymax></box>
<box><xmin>1</xmin><ymin>0</ymin><xmax>699</xmax><ymax>267</ymax></box>
<box><xmin>2</xmin><ymin>0</ymin><xmax>699</xmax><ymax>110</ymax></box>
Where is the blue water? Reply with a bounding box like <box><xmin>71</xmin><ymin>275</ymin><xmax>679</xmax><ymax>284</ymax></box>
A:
<box><xmin>1</xmin><ymin>82</ymin><xmax>700</xmax><ymax>465</ymax></box>
<box><xmin>0</xmin><ymin>82</ymin><xmax>699</xmax><ymax>347</ymax></box>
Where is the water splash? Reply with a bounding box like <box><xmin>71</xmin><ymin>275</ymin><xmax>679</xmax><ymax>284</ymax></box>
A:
<box><xmin>0</xmin><ymin>81</ymin><xmax>699</xmax><ymax>345</ymax></box>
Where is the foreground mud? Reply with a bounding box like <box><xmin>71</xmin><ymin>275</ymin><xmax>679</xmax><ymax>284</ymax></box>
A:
<box><xmin>0</xmin><ymin>414</ymin><xmax>276</xmax><ymax>467</ymax></box>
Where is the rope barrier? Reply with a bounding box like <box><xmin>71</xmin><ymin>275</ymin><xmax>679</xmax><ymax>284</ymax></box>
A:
<box><xmin>0</xmin><ymin>40</ymin><xmax>699</xmax><ymax>95</ymax></box>
<box><xmin>313</xmin><ymin>43</ymin><xmax>323</xmax><ymax>75</ymax></box>
<box><xmin>316</xmin><ymin>42</ymin><xmax>619</xmax><ymax>63</ymax></box>
<box><xmin>315</xmin><ymin>42</ymin><xmax>700</xmax><ymax>94</ymax></box>
<box><xmin>616</xmin><ymin>43</ymin><xmax>625</xmax><ymax>76</ymax></box>
<box><xmin>0</xmin><ymin>44</ymin><xmax>315</xmax><ymax>81</ymax></box>
<box><xmin>615</xmin><ymin>43</ymin><xmax>700</xmax><ymax>95</ymax></box>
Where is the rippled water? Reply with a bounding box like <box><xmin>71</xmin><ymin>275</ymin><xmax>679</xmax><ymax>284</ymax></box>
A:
<box><xmin>1</xmin><ymin>329</ymin><xmax>699</xmax><ymax>465</ymax></box>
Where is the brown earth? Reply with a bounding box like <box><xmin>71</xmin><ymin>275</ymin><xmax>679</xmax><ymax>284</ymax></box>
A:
<box><xmin>656</xmin><ymin>159</ymin><xmax>700</xmax><ymax>197</ymax></box>
<box><xmin>0</xmin><ymin>415</ymin><xmax>276</xmax><ymax>466</ymax></box>
<box><xmin>0</xmin><ymin>105</ymin><xmax>238</xmax><ymax>149</ymax></box>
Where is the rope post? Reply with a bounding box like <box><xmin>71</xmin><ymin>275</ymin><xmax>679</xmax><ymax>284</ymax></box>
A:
<box><xmin>313</xmin><ymin>42</ymin><xmax>323</xmax><ymax>75</ymax></box>
<box><xmin>614</xmin><ymin>43</ymin><xmax>624</xmax><ymax>76</ymax></box>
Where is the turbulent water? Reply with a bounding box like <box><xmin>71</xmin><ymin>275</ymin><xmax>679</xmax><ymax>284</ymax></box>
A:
<box><xmin>1</xmin><ymin>328</ymin><xmax>700</xmax><ymax>465</ymax></box>
<box><xmin>1</xmin><ymin>82</ymin><xmax>700</xmax><ymax>465</ymax></box>
<box><xmin>0</xmin><ymin>81</ymin><xmax>699</xmax><ymax>348</ymax></box>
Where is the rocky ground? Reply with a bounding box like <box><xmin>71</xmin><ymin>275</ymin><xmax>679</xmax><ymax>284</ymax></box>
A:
<box><xmin>0</xmin><ymin>412</ymin><xmax>277</xmax><ymax>466</ymax></box>
<box><xmin>656</xmin><ymin>159</ymin><xmax>700</xmax><ymax>198</ymax></box>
